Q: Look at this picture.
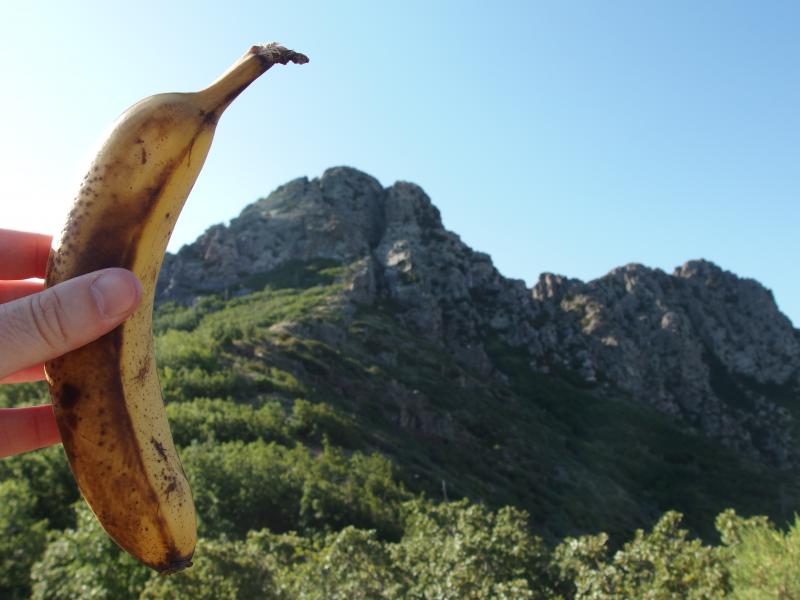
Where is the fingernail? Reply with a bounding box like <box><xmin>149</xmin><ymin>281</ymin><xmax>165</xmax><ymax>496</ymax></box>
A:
<box><xmin>90</xmin><ymin>270</ymin><xmax>142</xmax><ymax>319</ymax></box>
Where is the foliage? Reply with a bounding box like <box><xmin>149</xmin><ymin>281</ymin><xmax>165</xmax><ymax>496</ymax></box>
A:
<box><xmin>273</xmin><ymin>527</ymin><xmax>404</xmax><ymax>599</ymax></box>
<box><xmin>2</xmin><ymin>261</ymin><xmax>799</xmax><ymax>596</ymax></box>
<box><xmin>166</xmin><ymin>395</ymin><xmax>358</xmax><ymax>449</ymax></box>
<box><xmin>181</xmin><ymin>438</ymin><xmax>410</xmax><ymax>540</ymax></box>
<box><xmin>159</xmin><ymin>365</ymin><xmax>254</xmax><ymax>403</ymax></box>
<box><xmin>0</xmin><ymin>445</ymin><xmax>78</xmax><ymax>530</ymax></box>
<box><xmin>166</xmin><ymin>397</ymin><xmax>290</xmax><ymax>446</ymax></box>
<box><xmin>140</xmin><ymin>536</ymin><xmax>277</xmax><ymax>600</ymax></box>
<box><xmin>153</xmin><ymin>296</ymin><xmax>225</xmax><ymax>334</ymax></box>
<box><xmin>717</xmin><ymin>509</ymin><xmax>800</xmax><ymax>599</ymax></box>
<box><xmin>391</xmin><ymin>500</ymin><xmax>554</xmax><ymax>599</ymax></box>
<box><xmin>0</xmin><ymin>381</ymin><xmax>48</xmax><ymax>408</ymax></box>
<box><xmin>288</xmin><ymin>398</ymin><xmax>359</xmax><ymax>447</ymax></box>
<box><xmin>0</xmin><ymin>479</ymin><xmax>50</xmax><ymax>599</ymax></box>
<box><xmin>30</xmin><ymin>503</ymin><xmax>151</xmax><ymax>600</ymax></box>
<box><xmin>554</xmin><ymin>511</ymin><xmax>729</xmax><ymax>599</ymax></box>
<box><xmin>155</xmin><ymin>329</ymin><xmax>220</xmax><ymax>371</ymax></box>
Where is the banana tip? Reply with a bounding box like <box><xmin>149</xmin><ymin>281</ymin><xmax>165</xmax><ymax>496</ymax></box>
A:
<box><xmin>250</xmin><ymin>42</ymin><xmax>309</xmax><ymax>65</ymax></box>
<box><xmin>158</xmin><ymin>559</ymin><xmax>193</xmax><ymax>576</ymax></box>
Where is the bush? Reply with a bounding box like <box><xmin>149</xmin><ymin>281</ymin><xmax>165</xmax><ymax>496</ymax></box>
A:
<box><xmin>0</xmin><ymin>445</ymin><xmax>78</xmax><ymax>530</ymax></box>
<box><xmin>289</xmin><ymin>399</ymin><xmax>358</xmax><ymax>447</ymax></box>
<box><xmin>159</xmin><ymin>365</ymin><xmax>253</xmax><ymax>403</ymax></box>
<box><xmin>152</xmin><ymin>297</ymin><xmax>225</xmax><ymax>334</ymax></box>
<box><xmin>180</xmin><ymin>440</ymin><xmax>305</xmax><ymax>538</ymax></box>
<box><xmin>554</xmin><ymin>511</ymin><xmax>729</xmax><ymax>599</ymax></box>
<box><xmin>166</xmin><ymin>397</ymin><xmax>290</xmax><ymax>446</ymax></box>
<box><xmin>392</xmin><ymin>500</ymin><xmax>553</xmax><ymax>599</ymax></box>
<box><xmin>275</xmin><ymin>527</ymin><xmax>403</xmax><ymax>599</ymax></box>
<box><xmin>140</xmin><ymin>536</ymin><xmax>277</xmax><ymax>600</ymax></box>
<box><xmin>180</xmin><ymin>439</ymin><xmax>410</xmax><ymax>540</ymax></box>
<box><xmin>717</xmin><ymin>509</ymin><xmax>800</xmax><ymax>599</ymax></box>
<box><xmin>30</xmin><ymin>502</ymin><xmax>150</xmax><ymax>600</ymax></box>
<box><xmin>155</xmin><ymin>330</ymin><xmax>219</xmax><ymax>371</ymax></box>
<box><xmin>0</xmin><ymin>480</ymin><xmax>50</xmax><ymax>599</ymax></box>
<box><xmin>297</xmin><ymin>441</ymin><xmax>408</xmax><ymax>538</ymax></box>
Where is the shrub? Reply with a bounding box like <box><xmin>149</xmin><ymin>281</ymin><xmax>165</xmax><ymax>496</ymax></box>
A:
<box><xmin>554</xmin><ymin>511</ymin><xmax>729</xmax><ymax>599</ymax></box>
<box><xmin>276</xmin><ymin>527</ymin><xmax>403</xmax><ymax>599</ymax></box>
<box><xmin>717</xmin><ymin>509</ymin><xmax>800</xmax><ymax>599</ymax></box>
<box><xmin>140</xmin><ymin>536</ymin><xmax>277</xmax><ymax>600</ymax></box>
<box><xmin>392</xmin><ymin>500</ymin><xmax>553</xmax><ymax>599</ymax></box>
<box><xmin>289</xmin><ymin>399</ymin><xmax>358</xmax><ymax>447</ymax></box>
<box><xmin>30</xmin><ymin>502</ymin><xmax>150</xmax><ymax>600</ymax></box>
<box><xmin>166</xmin><ymin>397</ymin><xmax>289</xmax><ymax>446</ymax></box>
<box><xmin>0</xmin><ymin>480</ymin><xmax>50</xmax><ymax>599</ymax></box>
<box><xmin>0</xmin><ymin>445</ymin><xmax>78</xmax><ymax>530</ymax></box>
<box><xmin>180</xmin><ymin>439</ymin><xmax>409</xmax><ymax>540</ymax></box>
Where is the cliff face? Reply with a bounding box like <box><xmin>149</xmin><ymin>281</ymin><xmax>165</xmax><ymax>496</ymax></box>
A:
<box><xmin>157</xmin><ymin>166</ymin><xmax>800</xmax><ymax>466</ymax></box>
<box><xmin>530</xmin><ymin>264</ymin><xmax>799</xmax><ymax>465</ymax></box>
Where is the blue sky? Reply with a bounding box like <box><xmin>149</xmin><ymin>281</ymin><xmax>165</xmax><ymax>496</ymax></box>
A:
<box><xmin>1</xmin><ymin>1</ymin><xmax>797</xmax><ymax>326</ymax></box>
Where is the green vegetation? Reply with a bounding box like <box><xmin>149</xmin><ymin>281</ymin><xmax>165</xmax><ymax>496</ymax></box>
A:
<box><xmin>1</xmin><ymin>258</ymin><xmax>798</xmax><ymax>597</ymax></box>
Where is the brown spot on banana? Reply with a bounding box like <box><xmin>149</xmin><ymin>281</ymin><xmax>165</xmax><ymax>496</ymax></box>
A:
<box><xmin>151</xmin><ymin>437</ymin><xmax>168</xmax><ymax>462</ymax></box>
<box><xmin>134</xmin><ymin>359</ymin><xmax>150</xmax><ymax>383</ymax></box>
<box><xmin>58</xmin><ymin>383</ymin><xmax>80</xmax><ymax>409</ymax></box>
<box><xmin>49</xmin><ymin>329</ymin><xmax>190</xmax><ymax>572</ymax></box>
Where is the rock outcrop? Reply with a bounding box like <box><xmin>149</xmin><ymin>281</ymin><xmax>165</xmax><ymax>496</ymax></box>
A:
<box><xmin>531</xmin><ymin>263</ymin><xmax>799</xmax><ymax>464</ymax></box>
<box><xmin>157</xmin><ymin>166</ymin><xmax>800</xmax><ymax>466</ymax></box>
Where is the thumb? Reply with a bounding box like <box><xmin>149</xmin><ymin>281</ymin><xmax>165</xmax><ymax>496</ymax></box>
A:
<box><xmin>0</xmin><ymin>268</ymin><xmax>142</xmax><ymax>379</ymax></box>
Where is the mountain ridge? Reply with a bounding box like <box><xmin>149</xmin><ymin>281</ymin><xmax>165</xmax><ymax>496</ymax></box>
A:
<box><xmin>157</xmin><ymin>166</ymin><xmax>800</xmax><ymax>468</ymax></box>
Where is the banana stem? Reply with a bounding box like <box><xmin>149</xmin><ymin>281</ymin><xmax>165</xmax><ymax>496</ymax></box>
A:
<box><xmin>198</xmin><ymin>43</ymin><xmax>309</xmax><ymax>117</ymax></box>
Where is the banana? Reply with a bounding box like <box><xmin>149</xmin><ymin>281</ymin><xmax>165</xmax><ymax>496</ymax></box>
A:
<box><xmin>44</xmin><ymin>43</ymin><xmax>308</xmax><ymax>574</ymax></box>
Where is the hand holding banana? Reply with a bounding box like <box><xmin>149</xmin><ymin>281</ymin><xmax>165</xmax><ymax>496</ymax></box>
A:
<box><xmin>0</xmin><ymin>229</ymin><xmax>141</xmax><ymax>456</ymax></box>
<box><xmin>42</xmin><ymin>43</ymin><xmax>308</xmax><ymax>574</ymax></box>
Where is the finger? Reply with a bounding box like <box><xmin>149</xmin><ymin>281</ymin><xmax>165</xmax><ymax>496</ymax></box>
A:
<box><xmin>0</xmin><ymin>364</ymin><xmax>46</xmax><ymax>384</ymax></box>
<box><xmin>0</xmin><ymin>404</ymin><xmax>60</xmax><ymax>458</ymax></box>
<box><xmin>0</xmin><ymin>279</ymin><xmax>44</xmax><ymax>303</ymax></box>
<box><xmin>0</xmin><ymin>268</ymin><xmax>142</xmax><ymax>379</ymax></box>
<box><xmin>0</xmin><ymin>229</ymin><xmax>52</xmax><ymax>279</ymax></box>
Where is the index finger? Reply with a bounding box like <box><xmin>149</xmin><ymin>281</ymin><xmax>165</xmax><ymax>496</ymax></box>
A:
<box><xmin>0</xmin><ymin>229</ymin><xmax>53</xmax><ymax>280</ymax></box>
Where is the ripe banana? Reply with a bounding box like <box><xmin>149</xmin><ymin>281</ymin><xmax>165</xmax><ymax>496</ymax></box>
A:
<box><xmin>44</xmin><ymin>43</ymin><xmax>308</xmax><ymax>574</ymax></box>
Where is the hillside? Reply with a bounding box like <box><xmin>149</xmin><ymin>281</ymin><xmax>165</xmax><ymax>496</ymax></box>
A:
<box><xmin>153</xmin><ymin>166</ymin><xmax>800</xmax><ymax>536</ymax></box>
<box><xmin>1</xmin><ymin>166</ymin><xmax>799</xmax><ymax>597</ymax></box>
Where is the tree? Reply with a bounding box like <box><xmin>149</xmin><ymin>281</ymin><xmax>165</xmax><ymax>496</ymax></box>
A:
<box><xmin>140</xmin><ymin>536</ymin><xmax>277</xmax><ymax>600</ymax></box>
<box><xmin>554</xmin><ymin>511</ymin><xmax>729</xmax><ymax>599</ymax></box>
<box><xmin>0</xmin><ymin>444</ymin><xmax>78</xmax><ymax>530</ymax></box>
<box><xmin>30</xmin><ymin>502</ymin><xmax>150</xmax><ymax>600</ymax></box>
<box><xmin>0</xmin><ymin>479</ymin><xmax>50</xmax><ymax>599</ymax></box>
<box><xmin>275</xmin><ymin>527</ymin><xmax>403</xmax><ymax>599</ymax></box>
<box><xmin>391</xmin><ymin>500</ymin><xmax>553</xmax><ymax>599</ymax></box>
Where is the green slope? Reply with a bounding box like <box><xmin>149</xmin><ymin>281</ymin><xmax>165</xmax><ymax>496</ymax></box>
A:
<box><xmin>2</xmin><ymin>258</ymin><xmax>799</xmax><ymax>598</ymax></box>
<box><xmin>151</xmin><ymin>258</ymin><xmax>800</xmax><ymax>543</ymax></box>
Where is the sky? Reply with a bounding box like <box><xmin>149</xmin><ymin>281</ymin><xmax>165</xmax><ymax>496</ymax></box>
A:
<box><xmin>1</xmin><ymin>1</ymin><xmax>798</xmax><ymax>326</ymax></box>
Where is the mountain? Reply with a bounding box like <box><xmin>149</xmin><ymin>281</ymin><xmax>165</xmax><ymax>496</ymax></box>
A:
<box><xmin>159</xmin><ymin>166</ymin><xmax>800</xmax><ymax>465</ymax></box>
<box><xmin>155</xmin><ymin>166</ymin><xmax>800</xmax><ymax>540</ymax></box>
<box><xmin>5</xmin><ymin>167</ymin><xmax>800</xmax><ymax>598</ymax></box>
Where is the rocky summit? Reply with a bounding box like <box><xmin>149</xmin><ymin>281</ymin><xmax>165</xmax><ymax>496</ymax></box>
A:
<box><xmin>158</xmin><ymin>166</ymin><xmax>800</xmax><ymax>467</ymax></box>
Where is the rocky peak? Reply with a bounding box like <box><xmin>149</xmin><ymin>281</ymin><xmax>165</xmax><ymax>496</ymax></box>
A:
<box><xmin>671</xmin><ymin>260</ymin><xmax>799</xmax><ymax>384</ymax></box>
<box><xmin>158</xmin><ymin>167</ymin><xmax>385</xmax><ymax>301</ymax></box>
<box><xmin>157</xmin><ymin>167</ymin><xmax>800</xmax><ymax>467</ymax></box>
<box><xmin>529</xmin><ymin>259</ymin><xmax>799</xmax><ymax>465</ymax></box>
<box><xmin>532</xmin><ymin>273</ymin><xmax>585</xmax><ymax>304</ymax></box>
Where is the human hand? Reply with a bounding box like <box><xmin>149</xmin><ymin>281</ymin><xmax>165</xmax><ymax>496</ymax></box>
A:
<box><xmin>0</xmin><ymin>228</ymin><xmax>142</xmax><ymax>457</ymax></box>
